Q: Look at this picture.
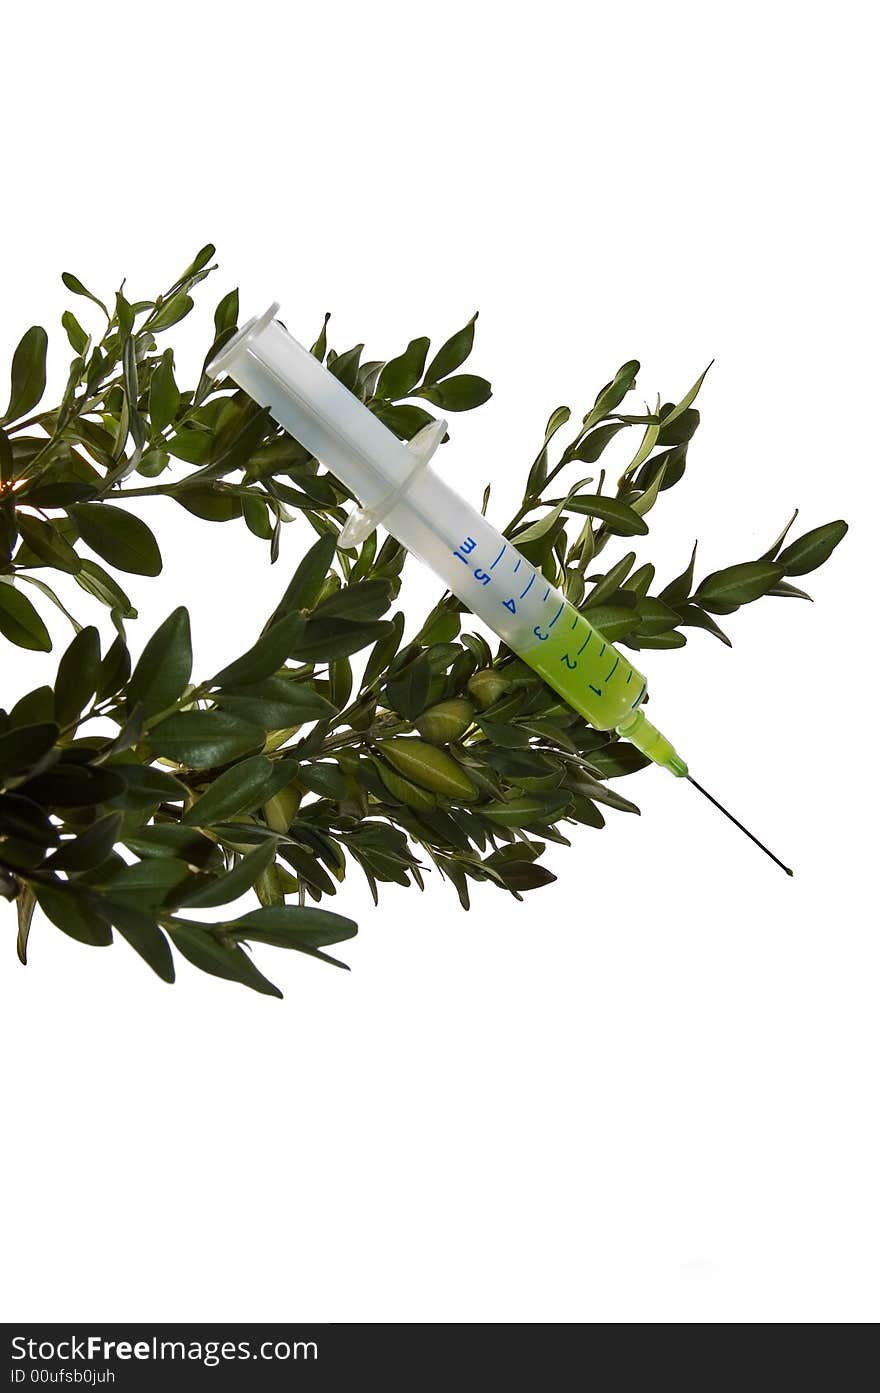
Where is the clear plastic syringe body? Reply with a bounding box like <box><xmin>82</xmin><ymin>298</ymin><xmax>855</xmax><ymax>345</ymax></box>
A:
<box><xmin>209</xmin><ymin>307</ymin><xmax>687</xmax><ymax>770</ymax></box>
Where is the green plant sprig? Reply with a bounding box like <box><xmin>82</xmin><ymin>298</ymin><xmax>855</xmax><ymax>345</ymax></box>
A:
<box><xmin>0</xmin><ymin>249</ymin><xmax>847</xmax><ymax>996</ymax></box>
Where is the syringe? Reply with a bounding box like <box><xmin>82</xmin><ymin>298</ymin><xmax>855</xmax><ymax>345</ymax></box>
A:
<box><xmin>209</xmin><ymin>304</ymin><xmax>792</xmax><ymax>876</ymax></box>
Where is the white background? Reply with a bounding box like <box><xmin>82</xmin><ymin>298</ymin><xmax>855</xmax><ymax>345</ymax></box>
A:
<box><xmin>1</xmin><ymin>0</ymin><xmax>876</xmax><ymax>1324</ymax></box>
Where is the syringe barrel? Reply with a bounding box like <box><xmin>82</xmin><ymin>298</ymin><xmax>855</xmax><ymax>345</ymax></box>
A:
<box><xmin>210</xmin><ymin>308</ymin><xmax>649</xmax><ymax>732</ymax></box>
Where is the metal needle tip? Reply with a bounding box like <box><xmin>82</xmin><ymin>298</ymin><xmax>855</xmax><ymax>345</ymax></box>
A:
<box><xmin>686</xmin><ymin>775</ymin><xmax>794</xmax><ymax>877</ymax></box>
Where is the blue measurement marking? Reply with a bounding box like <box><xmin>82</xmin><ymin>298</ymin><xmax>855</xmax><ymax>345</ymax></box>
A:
<box><xmin>514</xmin><ymin>558</ymin><xmax>522</xmax><ymax>573</ymax></box>
<box><xmin>625</xmin><ymin>669</ymin><xmax>633</xmax><ymax>684</ymax></box>
<box><xmin>598</xmin><ymin>642</ymin><xmax>606</xmax><ymax>657</ymax></box>
<box><xmin>542</xmin><ymin>586</ymin><xmax>550</xmax><ymax>601</ymax></box>
<box><xmin>577</xmin><ymin>632</ymin><xmax>592</xmax><ymax>655</ymax></box>
<box><xmin>570</xmin><ymin>616</ymin><xmax>579</xmax><ymax>630</ymax></box>
<box><xmin>606</xmin><ymin>655</ymin><xmax>619</xmax><ymax>681</ymax></box>
<box><xmin>520</xmin><ymin>574</ymin><xmax>535</xmax><ymax>599</ymax></box>
<box><xmin>632</xmin><ymin>680</ymin><xmax>646</xmax><ymax>707</ymax></box>
<box><xmin>547</xmin><ymin>602</ymin><xmax>564</xmax><ymax>630</ymax></box>
<box><xmin>490</xmin><ymin>544</ymin><xmax>506</xmax><ymax>570</ymax></box>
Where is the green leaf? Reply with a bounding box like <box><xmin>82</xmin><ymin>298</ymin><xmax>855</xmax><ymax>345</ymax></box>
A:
<box><xmin>127</xmin><ymin>607</ymin><xmax>192</xmax><ymax>716</ymax></box>
<box><xmin>164</xmin><ymin>428</ymin><xmax>213</xmax><ymax>464</ymax></box>
<box><xmin>216</xmin><ymin>677</ymin><xmax>335</xmax><ymax>728</ymax></box>
<box><xmin>635</xmin><ymin>597</ymin><xmax>681</xmax><ymax>636</ymax></box>
<box><xmin>33</xmin><ymin>882</ymin><xmax>112</xmax><ymax>946</ymax></box>
<box><xmin>372</xmin><ymin>403</ymin><xmax>438</xmax><ymax>441</ymax></box>
<box><xmin>0</xmin><ymin>793</ymin><xmax>57</xmax><ymax>849</ymax></box>
<box><xmin>15</xmin><ymin>886</ymin><xmax>36</xmax><ymax>964</ymax></box>
<box><xmin>181</xmin><ymin>754</ymin><xmax>281</xmax><ymax>826</ymax></box>
<box><xmin>580</xmin><ymin>604</ymin><xmax>641</xmax><ymax>641</ymax></box>
<box><xmin>106</xmin><ymin>762</ymin><xmax>187</xmax><ymax>811</ymax></box>
<box><xmin>768</xmin><ymin>580</ymin><xmax>813</xmax><ymax>601</ymax></box>
<box><xmin>54</xmin><ymin>625</ymin><xmax>101</xmax><ymax>726</ymax></box>
<box><xmin>695</xmin><ymin>560</ymin><xmax>784</xmax><ymax>612</ymax></box>
<box><xmin>424</xmin><ymin>313</ymin><xmax>477</xmax><ymax>386</ymax></box>
<box><xmin>148</xmin><ymin>352</ymin><xmax>180</xmax><ymax>434</ymax></box>
<box><xmin>61</xmin><ymin>271</ymin><xmax>109</xmax><ymax>317</ymax></box>
<box><xmin>0</xmin><ymin>721</ymin><xmax>59</xmax><ymax>781</ymax></box>
<box><xmin>20</xmin><ymin>762</ymin><xmax>126</xmax><ymax>808</ymax></box>
<box><xmin>584</xmin><ymin>360</ymin><xmax>639</xmax><ymax>426</ymax></box>
<box><xmin>8</xmin><ymin>687</ymin><xmax>54</xmax><ymax>726</ymax></box>
<box><xmin>149</xmin><ymin>292</ymin><xmax>194</xmax><ymax>332</ymax></box>
<box><xmin>15</xmin><ymin>514</ymin><xmax>81</xmax><ymax>574</ymax></box>
<box><xmin>73</xmin><ymin>559</ymin><xmax>137</xmax><ymax>617</ymax></box>
<box><xmin>61</xmin><ymin>310</ymin><xmax>89</xmax><ymax>354</ymax></box>
<box><xmin>211</xmin><ymin>611</ymin><xmax>305</xmax><ymax>688</ymax></box>
<box><xmin>656</xmin><ymin>406</ymin><xmax>700</xmax><ymax>447</ymax></box>
<box><xmin>585</xmin><ymin>742</ymin><xmax>652</xmax><ymax>777</ymax></box>
<box><xmin>0</xmin><ymin>424</ymin><xmax>12</xmax><ymax>482</ymax></box>
<box><xmin>0</xmin><ymin>581</ymin><xmax>52</xmax><ymax>651</ymax></box>
<box><xmin>479</xmin><ymin>794</ymin><xmax>569</xmax><ymax>828</ymax></box>
<box><xmin>177</xmin><ymin>839</ymin><xmax>279</xmax><ymax>909</ymax></box>
<box><xmin>275</xmin><ymin>533</ymin><xmax>336</xmax><ymax>614</ymax></box>
<box><xmin>175</xmin><ymin>243</ymin><xmax>216</xmax><ymax>284</ymax></box>
<box><xmin>291</xmin><ymin>618</ymin><xmax>393</xmax><ymax>663</ymax></box>
<box><xmin>311</xmin><ymin>579</ymin><xmax>392</xmax><ymax>622</ymax></box>
<box><xmin>69</xmin><ymin>503</ymin><xmax>162</xmax><ymax>577</ymax></box>
<box><xmin>362</xmin><ymin>611</ymin><xmax>405</xmax><ymax>688</ymax></box>
<box><xmin>3</xmin><ymin>326</ymin><xmax>48</xmax><ymax>424</ymax></box>
<box><xmin>376</xmin><ymin>337</ymin><xmax>430</xmax><ymax>400</ymax></box>
<box><xmin>583</xmin><ymin>552</ymin><xmax>636</xmax><ymax>608</ymax></box>
<box><xmin>776</xmin><ymin>520</ymin><xmax>848</xmax><ymax>577</ymax></box>
<box><xmin>659</xmin><ymin>542</ymin><xmax>698</xmax><ymax>606</ymax></box>
<box><xmin>147</xmin><ymin>710</ymin><xmax>265</xmax><ymax>769</ymax></box>
<box><xmin>328</xmin><ymin>343</ymin><xmax>364</xmax><ymax>392</ymax></box>
<box><xmin>675</xmin><ymin>604</ymin><xmax>732</xmax><ymax>646</ymax></box>
<box><xmin>310</xmin><ymin>312</ymin><xmax>330</xmax><ymax>361</ymax></box>
<box><xmin>419</xmin><ymin>374</ymin><xmax>491</xmax><ymax>412</ymax></box>
<box><xmin>176</xmin><ymin>486</ymin><xmax>242</xmax><ymax>522</ymax></box>
<box><xmin>114</xmin><ymin>289</ymin><xmax>135</xmax><ymax>339</ymax></box>
<box><xmin>385</xmin><ymin>651</ymin><xmax>431</xmax><ymax>719</ymax></box>
<box><xmin>631</xmin><ymin>460</ymin><xmax>668</xmax><ymax>517</ymax></box>
<box><xmin>109</xmin><ymin>903</ymin><xmax>175</xmax><ymax>982</ymax></box>
<box><xmin>656</xmin><ymin>361</ymin><xmax>712</xmax><ymax>433</ymax></box>
<box><xmin>559</xmin><ymin>494</ymin><xmax>649</xmax><ymax>535</ymax></box>
<box><xmin>228</xmin><ymin>904</ymin><xmax>357</xmax><ymax>959</ymax></box>
<box><xmin>97</xmin><ymin>633</ymin><xmax>131</xmax><ymax>700</ymax></box>
<box><xmin>99</xmin><ymin>856</ymin><xmax>191</xmax><ymax>905</ymax></box>
<box><xmin>214</xmin><ymin>288</ymin><xmax>239</xmax><ymax>338</ymax></box>
<box><xmin>568</xmin><ymin>421</ymin><xmax>627</xmax><ymax>463</ymax></box>
<box><xmin>627</xmin><ymin>630</ymin><xmax>687</xmax><ymax>649</ymax></box>
<box><xmin>47</xmin><ymin>812</ymin><xmax>123</xmax><ymax>871</ymax></box>
<box><xmin>329</xmin><ymin>656</ymin><xmax>353</xmax><ymax>710</ymax></box>
<box><xmin>298</xmin><ymin>762</ymin><xmax>349</xmax><ymax>800</ymax></box>
<box><xmin>167</xmin><ymin>920</ymin><xmax>282</xmax><ymax>996</ymax></box>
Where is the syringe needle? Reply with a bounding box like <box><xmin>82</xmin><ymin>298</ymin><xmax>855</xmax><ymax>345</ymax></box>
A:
<box><xmin>685</xmin><ymin>774</ymin><xmax>794</xmax><ymax>877</ymax></box>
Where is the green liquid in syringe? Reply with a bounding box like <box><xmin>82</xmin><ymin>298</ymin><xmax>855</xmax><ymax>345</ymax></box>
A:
<box><xmin>515</xmin><ymin>589</ymin><xmax>647</xmax><ymax>732</ymax></box>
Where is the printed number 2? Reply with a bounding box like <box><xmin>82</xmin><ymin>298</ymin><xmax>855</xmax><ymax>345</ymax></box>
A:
<box><xmin>561</xmin><ymin>654</ymin><xmax>576</xmax><ymax>670</ymax></box>
<box><xmin>474</xmin><ymin>568</ymin><xmax>491</xmax><ymax>586</ymax></box>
